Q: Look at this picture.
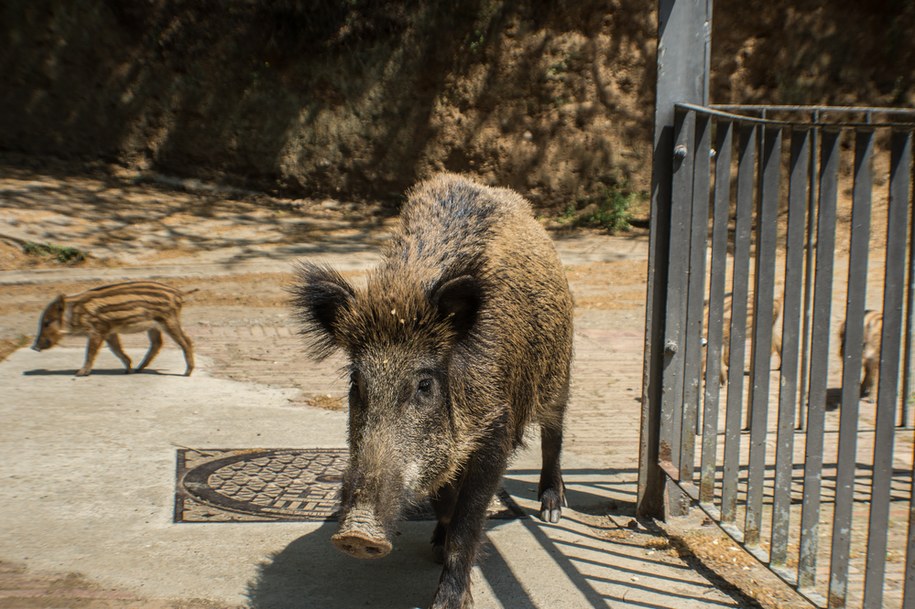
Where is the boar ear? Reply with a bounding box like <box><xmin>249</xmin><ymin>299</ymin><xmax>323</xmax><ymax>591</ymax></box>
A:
<box><xmin>431</xmin><ymin>275</ymin><xmax>483</xmax><ymax>340</ymax></box>
<box><xmin>291</xmin><ymin>262</ymin><xmax>355</xmax><ymax>358</ymax></box>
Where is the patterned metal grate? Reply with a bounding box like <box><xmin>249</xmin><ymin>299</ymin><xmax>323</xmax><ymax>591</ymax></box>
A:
<box><xmin>174</xmin><ymin>448</ymin><xmax>525</xmax><ymax>523</ymax></box>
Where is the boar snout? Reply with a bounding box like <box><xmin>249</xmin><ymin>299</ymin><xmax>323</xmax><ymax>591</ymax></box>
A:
<box><xmin>332</xmin><ymin>504</ymin><xmax>393</xmax><ymax>559</ymax></box>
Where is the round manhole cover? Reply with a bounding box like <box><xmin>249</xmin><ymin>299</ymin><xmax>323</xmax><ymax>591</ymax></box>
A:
<box><xmin>179</xmin><ymin>448</ymin><xmax>348</xmax><ymax>521</ymax></box>
<box><xmin>175</xmin><ymin>448</ymin><xmax>525</xmax><ymax>523</ymax></box>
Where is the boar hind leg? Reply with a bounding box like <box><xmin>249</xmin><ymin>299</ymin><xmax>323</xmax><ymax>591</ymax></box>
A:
<box><xmin>861</xmin><ymin>359</ymin><xmax>877</xmax><ymax>399</ymax></box>
<box><xmin>430</xmin><ymin>479</ymin><xmax>460</xmax><ymax>564</ymax></box>
<box><xmin>76</xmin><ymin>334</ymin><xmax>104</xmax><ymax>376</ymax></box>
<box><xmin>538</xmin><ymin>422</ymin><xmax>566</xmax><ymax>524</ymax></box>
<box><xmin>136</xmin><ymin>329</ymin><xmax>163</xmax><ymax>372</ymax></box>
<box><xmin>105</xmin><ymin>335</ymin><xmax>132</xmax><ymax>372</ymax></box>
<box><xmin>431</xmin><ymin>452</ymin><xmax>508</xmax><ymax>609</ymax></box>
<box><xmin>162</xmin><ymin>319</ymin><xmax>195</xmax><ymax>376</ymax></box>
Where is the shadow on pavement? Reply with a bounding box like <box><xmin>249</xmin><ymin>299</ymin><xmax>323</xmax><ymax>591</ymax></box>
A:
<box><xmin>246</xmin><ymin>514</ymin><xmax>544</xmax><ymax>608</ymax></box>
<box><xmin>23</xmin><ymin>367</ymin><xmax>179</xmax><ymax>376</ymax></box>
<box><xmin>246</xmin><ymin>521</ymin><xmax>442</xmax><ymax>609</ymax></box>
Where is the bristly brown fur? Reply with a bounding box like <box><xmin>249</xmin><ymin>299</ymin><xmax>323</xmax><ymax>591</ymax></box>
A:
<box><xmin>290</xmin><ymin>262</ymin><xmax>356</xmax><ymax>360</ymax></box>
<box><xmin>290</xmin><ymin>173</ymin><xmax>574</xmax><ymax>609</ymax></box>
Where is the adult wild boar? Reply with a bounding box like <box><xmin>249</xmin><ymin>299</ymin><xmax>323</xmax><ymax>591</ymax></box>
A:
<box><xmin>292</xmin><ymin>173</ymin><xmax>573</xmax><ymax>609</ymax></box>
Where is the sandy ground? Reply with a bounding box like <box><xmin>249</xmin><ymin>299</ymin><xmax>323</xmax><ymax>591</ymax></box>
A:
<box><xmin>13</xmin><ymin>152</ymin><xmax>909</xmax><ymax>609</ymax></box>
<box><xmin>0</xmin><ymin>164</ymin><xmax>813</xmax><ymax>609</ymax></box>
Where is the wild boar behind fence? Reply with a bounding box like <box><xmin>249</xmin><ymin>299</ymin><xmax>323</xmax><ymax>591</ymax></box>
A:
<box><xmin>839</xmin><ymin>309</ymin><xmax>883</xmax><ymax>398</ymax></box>
<box><xmin>32</xmin><ymin>280</ymin><xmax>195</xmax><ymax>376</ymax></box>
<box><xmin>707</xmin><ymin>292</ymin><xmax>784</xmax><ymax>385</ymax></box>
<box><xmin>292</xmin><ymin>173</ymin><xmax>574</xmax><ymax>609</ymax></box>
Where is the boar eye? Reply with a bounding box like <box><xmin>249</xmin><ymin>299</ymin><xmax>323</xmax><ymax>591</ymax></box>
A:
<box><xmin>416</xmin><ymin>378</ymin><xmax>433</xmax><ymax>396</ymax></box>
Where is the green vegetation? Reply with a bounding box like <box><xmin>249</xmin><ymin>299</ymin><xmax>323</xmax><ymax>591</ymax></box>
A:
<box><xmin>22</xmin><ymin>241</ymin><xmax>86</xmax><ymax>264</ymax></box>
<box><xmin>560</xmin><ymin>184</ymin><xmax>641</xmax><ymax>234</ymax></box>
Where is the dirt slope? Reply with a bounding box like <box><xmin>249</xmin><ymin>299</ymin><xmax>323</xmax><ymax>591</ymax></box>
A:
<box><xmin>2</xmin><ymin>1</ymin><xmax>911</xmax><ymax>209</ymax></box>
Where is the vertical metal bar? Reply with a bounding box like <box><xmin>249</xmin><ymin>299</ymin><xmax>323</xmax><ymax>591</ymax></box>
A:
<box><xmin>638</xmin><ymin>0</ymin><xmax>711</xmax><ymax>519</ymax></box>
<box><xmin>700</xmin><ymin>120</ymin><xmax>734</xmax><ymax>505</ymax></box>
<box><xmin>905</xmin><ymin>432</ymin><xmax>915</xmax><ymax>609</ymax></box>
<box><xmin>659</xmin><ymin>109</ymin><xmax>696</xmax><ymax>500</ymax></box>
<box><xmin>638</xmin><ymin>126</ymin><xmax>673</xmax><ymax>516</ymax></box>
<box><xmin>863</xmin><ymin>129</ymin><xmax>913</xmax><ymax>609</ymax></box>
<box><xmin>744</xmin><ymin>122</ymin><xmax>765</xmax><ymax>432</ymax></box>
<box><xmin>721</xmin><ymin>123</ymin><xmax>756</xmax><ymax>524</ymax></box>
<box><xmin>906</xmin><ymin>148</ymin><xmax>915</xmax><ymax>609</ymax></box>
<box><xmin>770</xmin><ymin>128</ymin><xmax>811</xmax><ymax>569</ymax></box>
<box><xmin>681</xmin><ymin>113</ymin><xmax>712</xmax><ymax>482</ymax></box>
<box><xmin>744</xmin><ymin>126</ymin><xmax>782</xmax><ymax>547</ymax></box>
<box><xmin>827</xmin><ymin>128</ymin><xmax>874</xmax><ymax>608</ymax></box>
<box><xmin>702</xmin><ymin>0</ymin><xmax>712</xmax><ymax>106</ymax></box>
<box><xmin>798</xmin><ymin>128</ymin><xmax>841</xmax><ymax>590</ymax></box>
<box><xmin>902</xmin><ymin>131</ymin><xmax>915</xmax><ymax>428</ymax></box>
<box><xmin>798</xmin><ymin>115</ymin><xmax>821</xmax><ymax>429</ymax></box>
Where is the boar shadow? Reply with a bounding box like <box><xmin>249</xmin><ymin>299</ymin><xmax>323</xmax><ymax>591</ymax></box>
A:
<box><xmin>501</xmin><ymin>469</ymin><xmax>638</xmax><ymax>517</ymax></box>
<box><xmin>246</xmin><ymin>521</ymin><xmax>438</xmax><ymax>609</ymax></box>
<box><xmin>825</xmin><ymin>387</ymin><xmax>842</xmax><ymax>410</ymax></box>
<box><xmin>246</xmin><ymin>519</ymin><xmax>540</xmax><ymax>609</ymax></box>
<box><xmin>23</xmin><ymin>367</ymin><xmax>176</xmax><ymax>377</ymax></box>
<box><xmin>247</xmin><ymin>469</ymin><xmax>642</xmax><ymax>609</ymax></box>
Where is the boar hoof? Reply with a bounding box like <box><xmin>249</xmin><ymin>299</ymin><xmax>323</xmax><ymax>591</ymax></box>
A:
<box><xmin>331</xmin><ymin>530</ymin><xmax>392</xmax><ymax>559</ymax></box>
<box><xmin>539</xmin><ymin>488</ymin><xmax>564</xmax><ymax>524</ymax></box>
<box><xmin>432</xmin><ymin>542</ymin><xmax>445</xmax><ymax>564</ymax></box>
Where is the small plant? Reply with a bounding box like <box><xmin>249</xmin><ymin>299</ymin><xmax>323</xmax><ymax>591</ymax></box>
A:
<box><xmin>467</xmin><ymin>28</ymin><xmax>486</xmax><ymax>54</ymax></box>
<box><xmin>556</xmin><ymin>204</ymin><xmax>577</xmax><ymax>224</ymax></box>
<box><xmin>22</xmin><ymin>242</ymin><xmax>87</xmax><ymax>265</ymax></box>
<box><xmin>572</xmin><ymin>186</ymin><xmax>639</xmax><ymax>233</ymax></box>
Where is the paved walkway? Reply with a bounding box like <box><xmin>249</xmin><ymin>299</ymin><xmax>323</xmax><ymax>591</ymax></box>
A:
<box><xmin>0</xmin><ymin>230</ymin><xmax>755</xmax><ymax>608</ymax></box>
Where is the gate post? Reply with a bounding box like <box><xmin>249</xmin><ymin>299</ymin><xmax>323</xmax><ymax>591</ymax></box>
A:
<box><xmin>637</xmin><ymin>0</ymin><xmax>712</xmax><ymax>519</ymax></box>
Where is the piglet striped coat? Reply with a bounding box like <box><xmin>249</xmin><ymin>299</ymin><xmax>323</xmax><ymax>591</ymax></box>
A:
<box><xmin>32</xmin><ymin>280</ymin><xmax>195</xmax><ymax>377</ymax></box>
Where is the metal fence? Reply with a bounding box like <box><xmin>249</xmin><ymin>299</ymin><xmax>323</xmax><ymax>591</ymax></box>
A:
<box><xmin>641</xmin><ymin>102</ymin><xmax>915</xmax><ymax>608</ymax></box>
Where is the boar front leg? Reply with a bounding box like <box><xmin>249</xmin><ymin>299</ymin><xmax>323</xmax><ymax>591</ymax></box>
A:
<box><xmin>538</xmin><ymin>421</ymin><xmax>566</xmax><ymax>523</ymax></box>
<box><xmin>76</xmin><ymin>334</ymin><xmax>103</xmax><ymax>376</ymax></box>
<box><xmin>431</xmin><ymin>479</ymin><xmax>460</xmax><ymax>564</ymax></box>
<box><xmin>430</xmin><ymin>450</ymin><xmax>508</xmax><ymax>609</ymax></box>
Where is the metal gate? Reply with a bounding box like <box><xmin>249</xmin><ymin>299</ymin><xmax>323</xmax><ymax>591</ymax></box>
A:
<box><xmin>637</xmin><ymin>2</ymin><xmax>915</xmax><ymax>608</ymax></box>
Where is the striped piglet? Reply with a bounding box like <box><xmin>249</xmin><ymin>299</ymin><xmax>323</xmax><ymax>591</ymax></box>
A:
<box><xmin>839</xmin><ymin>309</ymin><xmax>883</xmax><ymax>399</ymax></box>
<box><xmin>32</xmin><ymin>280</ymin><xmax>195</xmax><ymax>377</ymax></box>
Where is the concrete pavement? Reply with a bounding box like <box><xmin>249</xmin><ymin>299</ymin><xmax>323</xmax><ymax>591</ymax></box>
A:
<box><xmin>0</xmin><ymin>235</ymin><xmax>751</xmax><ymax>609</ymax></box>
